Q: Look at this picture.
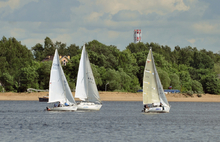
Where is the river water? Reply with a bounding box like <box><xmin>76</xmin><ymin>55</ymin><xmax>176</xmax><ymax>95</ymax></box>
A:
<box><xmin>0</xmin><ymin>101</ymin><xmax>220</xmax><ymax>142</ymax></box>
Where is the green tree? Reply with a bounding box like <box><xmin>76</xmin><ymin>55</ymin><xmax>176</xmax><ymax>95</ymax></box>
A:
<box><xmin>157</xmin><ymin>68</ymin><xmax>171</xmax><ymax>89</ymax></box>
<box><xmin>176</xmin><ymin>46</ymin><xmax>193</xmax><ymax>66</ymax></box>
<box><xmin>0</xmin><ymin>73</ymin><xmax>15</xmax><ymax>91</ymax></box>
<box><xmin>19</xmin><ymin>62</ymin><xmax>39</xmax><ymax>92</ymax></box>
<box><xmin>103</xmin><ymin>69</ymin><xmax>121</xmax><ymax>91</ymax></box>
<box><xmin>201</xmin><ymin>74</ymin><xmax>220</xmax><ymax>94</ymax></box>
<box><xmin>169</xmin><ymin>73</ymin><xmax>181</xmax><ymax>90</ymax></box>
<box><xmin>66</xmin><ymin>44</ymin><xmax>80</xmax><ymax>57</ymax></box>
<box><xmin>86</xmin><ymin>40</ymin><xmax>120</xmax><ymax>69</ymax></box>
<box><xmin>190</xmin><ymin>51</ymin><xmax>214</xmax><ymax>69</ymax></box>
<box><xmin>178</xmin><ymin>71</ymin><xmax>192</xmax><ymax>91</ymax></box>
<box><xmin>44</xmin><ymin>37</ymin><xmax>56</xmax><ymax>56</ymax></box>
<box><xmin>126</xmin><ymin>42</ymin><xmax>148</xmax><ymax>53</ymax></box>
<box><xmin>32</xmin><ymin>43</ymin><xmax>44</xmax><ymax>61</ymax></box>
<box><xmin>37</xmin><ymin>61</ymin><xmax>52</xmax><ymax>89</ymax></box>
<box><xmin>214</xmin><ymin>62</ymin><xmax>220</xmax><ymax>75</ymax></box>
<box><xmin>191</xmin><ymin>80</ymin><xmax>203</xmax><ymax>93</ymax></box>
<box><xmin>0</xmin><ymin>37</ymin><xmax>33</xmax><ymax>91</ymax></box>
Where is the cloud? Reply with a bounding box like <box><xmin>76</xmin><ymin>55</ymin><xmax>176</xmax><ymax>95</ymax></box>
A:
<box><xmin>187</xmin><ymin>38</ymin><xmax>196</xmax><ymax>44</ymax></box>
<box><xmin>193</xmin><ymin>22</ymin><xmax>220</xmax><ymax>34</ymax></box>
<box><xmin>1</xmin><ymin>0</ymin><xmax>80</xmax><ymax>22</ymax></box>
<box><xmin>0</xmin><ymin>0</ymin><xmax>220</xmax><ymax>53</ymax></box>
<box><xmin>0</xmin><ymin>0</ymin><xmax>20</xmax><ymax>10</ymax></box>
<box><xmin>112</xmin><ymin>10</ymin><xmax>141</xmax><ymax>21</ymax></box>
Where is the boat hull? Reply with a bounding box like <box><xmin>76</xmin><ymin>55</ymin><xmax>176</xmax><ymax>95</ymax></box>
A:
<box><xmin>39</xmin><ymin>97</ymin><xmax>48</xmax><ymax>102</ymax></box>
<box><xmin>144</xmin><ymin>106</ymin><xmax>170</xmax><ymax>113</ymax></box>
<box><xmin>46</xmin><ymin>105</ymin><xmax>77</xmax><ymax>111</ymax></box>
<box><xmin>77</xmin><ymin>102</ymin><xmax>102</xmax><ymax>110</ymax></box>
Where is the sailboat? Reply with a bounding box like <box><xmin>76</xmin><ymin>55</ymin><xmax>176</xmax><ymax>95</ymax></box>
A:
<box><xmin>46</xmin><ymin>49</ymin><xmax>77</xmax><ymax>111</ymax></box>
<box><xmin>142</xmin><ymin>48</ymin><xmax>170</xmax><ymax>113</ymax></box>
<box><xmin>75</xmin><ymin>45</ymin><xmax>102</xmax><ymax>110</ymax></box>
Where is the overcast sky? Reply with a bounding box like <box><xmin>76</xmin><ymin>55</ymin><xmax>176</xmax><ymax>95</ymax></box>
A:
<box><xmin>0</xmin><ymin>0</ymin><xmax>220</xmax><ymax>53</ymax></box>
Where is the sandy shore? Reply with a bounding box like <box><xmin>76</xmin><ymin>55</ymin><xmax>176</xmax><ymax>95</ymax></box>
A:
<box><xmin>0</xmin><ymin>92</ymin><xmax>220</xmax><ymax>102</ymax></box>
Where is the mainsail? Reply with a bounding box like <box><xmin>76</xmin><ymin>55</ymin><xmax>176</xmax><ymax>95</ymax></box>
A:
<box><xmin>75</xmin><ymin>45</ymin><xmax>101</xmax><ymax>103</ymax></box>
<box><xmin>143</xmin><ymin>48</ymin><xmax>169</xmax><ymax>106</ymax></box>
<box><xmin>143</xmin><ymin>49</ymin><xmax>160</xmax><ymax>104</ymax></box>
<box><xmin>48</xmin><ymin>49</ymin><xmax>76</xmax><ymax>104</ymax></box>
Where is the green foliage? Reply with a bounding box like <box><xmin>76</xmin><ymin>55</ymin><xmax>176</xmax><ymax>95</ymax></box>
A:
<box><xmin>190</xmin><ymin>51</ymin><xmax>214</xmax><ymax>69</ymax></box>
<box><xmin>63</xmin><ymin>54</ymin><xmax>81</xmax><ymax>87</ymax></box>
<box><xmin>0</xmin><ymin>86</ymin><xmax>3</xmax><ymax>92</ymax></box>
<box><xmin>178</xmin><ymin>64</ymin><xmax>188</xmax><ymax>72</ymax></box>
<box><xmin>118</xmin><ymin>49</ymin><xmax>139</xmax><ymax>77</ymax></box>
<box><xmin>214</xmin><ymin>62</ymin><xmax>220</xmax><ymax>74</ymax></box>
<box><xmin>178</xmin><ymin>71</ymin><xmax>192</xmax><ymax>91</ymax></box>
<box><xmin>1</xmin><ymin>36</ymin><xmax>220</xmax><ymax>94</ymax></box>
<box><xmin>191</xmin><ymin>80</ymin><xmax>203</xmax><ymax>93</ymax></box>
<box><xmin>153</xmin><ymin>52</ymin><xmax>172</xmax><ymax>72</ymax></box>
<box><xmin>37</xmin><ymin>61</ymin><xmax>52</xmax><ymax>89</ymax></box>
<box><xmin>186</xmin><ymin>91</ymin><xmax>194</xmax><ymax>97</ymax></box>
<box><xmin>157</xmin><ymin>68</ymin><xmax>171</xmax><ymax>89</ymax></box>
<box><xmin>19</xmin><ymin>63</ymin><xmax>39</xmax><ymax>92</ymax></box>
<box><xmin>32</xmin><ymin>43</ymin><xmax>44</xmax><ymax>61</ymax></box>
<box><xmin>126</xmin><ymin>42</ymin><xmax>148</xmax><ymax>53</ymax></box>
<box><xmin>103</xmin><ymin>69</ymin><xmax>121</xmax><ymax>91</ymax></box>
<box><xmin>86</xmin><ymin>40</ymin><xmax>120</xmax><ymax>69</ymax></box>
<box><xmin>0</xmin><ymin>72</ymin><xmax>15</xmax><ymax>91</ymax></box>
<box><xmin>169</xmin><ymin>74</ymin><xmax>181</xmax><ymax>90</ymax></box>
<box><xmin>176</xmin><ymin>46</ymin><xmax>193</xmax><ymax>66</ymax></box>
<box><xmin>189</xmin><ymin>68</ymin><xmax>211</xmax><ymax>81</ymax></box>
<box><xmin>0</xmin><ymin>37</ymin><xmax>33</xmax><ymax>91</ymax></box>
<box><xmin>201</xmin><ymin>74</ymin><xmax>220</xmax><ymax>94</ymax></box>
<box><xmin>133</xmin><ymin>50</ymin><xmax>148</xmax><ymax>86</ymax></box>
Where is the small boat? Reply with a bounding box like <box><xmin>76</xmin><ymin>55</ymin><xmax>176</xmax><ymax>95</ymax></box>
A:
<box><xmin>46</xmin><ymin>49</ymin><xmax>77</xmax><ymax>111</ymax></box>
<box><xmin>38</xmin><ymin>96</ymin><xmax>48</xmax><ymax>102</ymax></box>
<box><xmin>142</xmin><ymin>48</ymin><xmax>170</xmax><ymax>113</ymax></box>
<box><xmin>75</xmin><ymin>45</ymin><xmax>102</xmax><ymax>110</ymax></box>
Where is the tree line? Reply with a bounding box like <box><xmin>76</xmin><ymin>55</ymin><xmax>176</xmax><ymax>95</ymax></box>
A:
<box><xmin>0</xmin><ymin>36</ymin><xmax>220</xmax><ymax>94</ymax></box>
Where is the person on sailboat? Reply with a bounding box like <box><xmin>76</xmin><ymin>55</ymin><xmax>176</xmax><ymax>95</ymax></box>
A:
<box><xmin>160</xmin><ymin>102</ymin><xmax>165</xmax><ymax>110</ymax></box>
<box><xmin>143</xmin><ymin>104</ymin><xmax>149</xmax><ymax>111</ymax></box>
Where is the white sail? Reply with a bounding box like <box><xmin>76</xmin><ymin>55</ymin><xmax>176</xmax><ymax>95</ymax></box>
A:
<box><xmin>143</xmin><ymin>49</ymin><xmax>160</xmax><ymax>104</ymax></box>
<box><xmin>60</xmin><ymin>63</ymin><xmax>76</xmax><ymax>105</ymax></box>
<box><xmin>48</xmin><ymin>49</ymin><xmax>76</xmax><ymax>105</ymax></box>
<box><xmin>153</xmin><ymin>58</ymin><xmax>169</xmax><ymax>107</ymax></box>
<box><xmin>75</xmin><ymin>45</ymin><xmax>101</xmax><ymax>103</ymax></box>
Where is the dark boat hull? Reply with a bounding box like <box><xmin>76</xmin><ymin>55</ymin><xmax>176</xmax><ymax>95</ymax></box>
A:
<box><xmin>39</xmin><ymin>97</ymin><xmax>48</xmax><ymax>102</ymax></box>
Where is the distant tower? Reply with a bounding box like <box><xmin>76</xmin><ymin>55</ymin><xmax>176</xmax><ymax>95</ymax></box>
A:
<box><xmin>134</xmin><ymin>29</ymin><xmax>142</xmax><ymax>43</ymax></box>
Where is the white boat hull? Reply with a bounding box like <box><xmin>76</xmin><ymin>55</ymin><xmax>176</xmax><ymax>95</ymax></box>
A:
<box><xmin>46</xmin><ymin>105</ymin><xmax>77</xmax><ymax>111</ymax></box>
<box><xmin>144</xmin><ymin>106</ymin><xmax>170</xmax><ymax>113</ymax></box>
<box><xmin>77</xmin><ymin>102</ymin><xmax>102</xmax><ymax>110</ymax></box>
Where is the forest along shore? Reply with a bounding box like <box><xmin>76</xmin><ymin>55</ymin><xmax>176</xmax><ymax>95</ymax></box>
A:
<box><xmin>0</xmin><ymin>92</ymin><xmax>220</xmax><ymax>102</ymax></box>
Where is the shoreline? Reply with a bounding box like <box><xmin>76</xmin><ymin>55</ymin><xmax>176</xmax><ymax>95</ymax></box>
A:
<box><xmin>0</xmin><ymin>92</ymin><xmax>220</xmax><ymax>102</ymax></box>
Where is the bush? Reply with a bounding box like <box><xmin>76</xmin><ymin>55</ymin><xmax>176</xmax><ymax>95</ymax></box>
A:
<box><xmin>186</xmin><ymin>91</ymin><xmax>194</xmax><ymax>97</ymax></box>
<box><xmin>192</xmin><ymin>80</ymin><xmax>204</xmax><ymax>93</ymax></box>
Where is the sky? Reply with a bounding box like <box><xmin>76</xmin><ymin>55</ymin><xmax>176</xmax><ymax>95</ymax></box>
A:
<box><xmin>0</xmin><ymin>0</ymin><xmax>220</xmax><ymax>53</ymax></box>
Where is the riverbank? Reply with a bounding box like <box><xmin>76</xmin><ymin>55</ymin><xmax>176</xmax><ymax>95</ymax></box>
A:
<box><xmin>0</xmin><ymin>92</ymin><xmax>220</xmax><ymax>102</ymax></box>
